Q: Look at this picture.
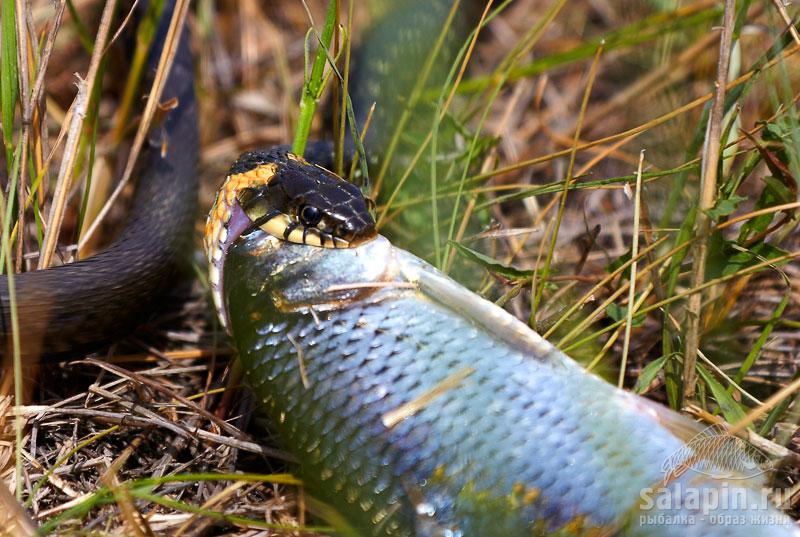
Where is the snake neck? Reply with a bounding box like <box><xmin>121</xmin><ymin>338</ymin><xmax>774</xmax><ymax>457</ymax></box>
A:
<box><xmin>205</xmin><ymin>163</ymin><xmax>280</xmax><ymax>329</ymax></box>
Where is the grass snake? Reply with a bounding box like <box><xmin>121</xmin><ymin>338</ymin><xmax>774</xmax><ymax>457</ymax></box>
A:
<box><xmin>0</xmin><ymin>3</ymin><xmax>198</xmax><ymax>359</ymax></box>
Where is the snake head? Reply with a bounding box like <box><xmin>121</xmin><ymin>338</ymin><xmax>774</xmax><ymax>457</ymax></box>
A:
<box><xmin>235</xmin><ymin>153</ymin><xmax>376</xmax><ymax>248</ymax></box>
<box><xmin>204</xmin><ymin>148</ymin><xmax>377</xmax><ymax>329</ymax></box>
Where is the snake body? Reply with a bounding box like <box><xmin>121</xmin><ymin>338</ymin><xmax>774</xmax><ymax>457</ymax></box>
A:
<box><xmin>0</xmin><ymin>5</ymin><xmax>198</xmax><ymax>359</ymax></box>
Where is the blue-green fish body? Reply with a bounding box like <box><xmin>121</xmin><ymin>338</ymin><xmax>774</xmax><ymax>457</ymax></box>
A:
<box><xmin>223</xmin><ymin>232</ymin><xmax>799</xmax><ymax>537</ymax></box>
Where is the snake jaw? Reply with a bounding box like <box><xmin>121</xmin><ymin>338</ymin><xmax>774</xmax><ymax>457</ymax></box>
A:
<box><xmin>252</xmin><ymin>211</ymin><xmax>349</xmax><ymax>248</ymax></box>
<box><xmin>205</xmin><ymin>163</ymin><xmax>279</xmax><ymax>330</ymax></box>
<box><xmin>206</xmin><ymin>202</ymin><xmax>255</xmax><ymax>330</ymax></box>
<box><xmin>205</xmin><ymin>150</ymin><xmax>378</xmax><ymax>329</ymax></box>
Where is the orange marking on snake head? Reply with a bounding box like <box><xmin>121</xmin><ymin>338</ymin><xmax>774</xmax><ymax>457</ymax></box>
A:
<box><xmin>204</xmin><ymin>163</ymin><xmax>278</xmax><ymax>329</ymax></box>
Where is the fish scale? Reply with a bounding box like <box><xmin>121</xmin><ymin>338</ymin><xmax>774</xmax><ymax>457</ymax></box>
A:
<box><xmin>222</xmin><ymin>233</ymin><xmax>800</xmax><ymax>536</ymax></box>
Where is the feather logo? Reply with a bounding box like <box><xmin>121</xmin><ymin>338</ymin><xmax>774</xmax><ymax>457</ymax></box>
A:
<box><xmin>660</xmin><ymin>424</ymin><xmax>772</xmax><ymax>482</ymax></box>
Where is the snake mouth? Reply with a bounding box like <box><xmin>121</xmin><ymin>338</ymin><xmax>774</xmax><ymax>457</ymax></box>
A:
<box><xmin>207</xmin><ymin>200</ymin><xmax>378</xmax><ymax>329</ymax></box>
<box><xmin>206</xmin><ymin>202</ymin><xmax>254</xmax><ymax>329</ymax></box>
<box><xmin>205</xmin><ymin>150</ymin><xmax>378</xmax><ymax>329</ymax></box>
<box><xmin>249</xmin><ymin>211</ymin><xmax>351</xmax><ymax>248</ymax></box>
<box><xmin>236</xmin><ymin>186</ymin><xmax>376</xmax><ymax>249</ymax></box>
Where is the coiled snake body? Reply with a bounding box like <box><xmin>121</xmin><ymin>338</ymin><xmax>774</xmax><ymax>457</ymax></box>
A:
<box><xmin>0</xmin><ymin>5</ymin><xmax>198</xmax><ymax>359</ymax></box>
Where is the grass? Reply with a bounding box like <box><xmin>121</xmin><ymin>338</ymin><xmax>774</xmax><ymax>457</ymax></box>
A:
<box><xmin>291</xmin><ymin>0</ymin><xmax>337</xmax><ymax>156</ymax></box>
<box><xmin>1</xmin><ymin>0</ymin><xmax>800</xmax><ymax>534</ymax></box>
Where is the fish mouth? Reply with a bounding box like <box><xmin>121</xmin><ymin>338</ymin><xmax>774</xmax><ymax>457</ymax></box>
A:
<box><xmin>227</xmin><ymin>227</ymin><xmax>398</xmax><ymax>314</ymax></box>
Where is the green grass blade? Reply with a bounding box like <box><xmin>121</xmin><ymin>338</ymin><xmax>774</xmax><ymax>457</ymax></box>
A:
<box><xmin>292</xmin><ymin>0</ymin><xmax>338</xmax><ymax>156</ymax></box>
<box><xmin>0</xmin><ymin>0</ymin><xmax>18</xmax><ymax>166</ymax></box>
<box><xmin>0</xmin><ymin>144</ymin><xmax>22</xmax><ymax>498</ymax></box>
<box><xmin>456</xmin><ymin>4</ymin><xmax>721</xmax><ymax>94</ymax></box>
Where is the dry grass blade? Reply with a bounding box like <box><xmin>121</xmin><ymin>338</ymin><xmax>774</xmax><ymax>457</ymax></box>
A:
<box><xmin>467</xmin><ymin>40</ymin><xmax>800</xmax><ymax>185</ymax></box>
<box><xmin>25</xmin><ymin>0</ymin><xmax>67</xmax><ymax>181</ymax></box>
<box><xmin>582</xmin><ymin>2</ymin><xmax>767</xmax><ymax>132</ymax></box>
<box><xmin>12</xmin><ymin>0</ymin><xmax>30</xmax><ymax>274</ymax></box>
<box><xmin>374</xmin><ymin>0</ymin><xmax>494</xmax><ymax>227</ymax></box>
<box><xmin>0</xmin><ymin>483</ymin><xmax>35</xmax><ymax>536</ymax></box>
<box><xmin>682</xmin><ymin>0</ymin><xmax>736</xmax><ymax>403</ymax></box>
<box><xmin>729</xmin><ymin>374</ymin><xmax>800</xmax><ymax>437</ymax></box>
<box><xmin>618</xmin><ymin>150</ymin><xmax>645</xmax><ymax>388</ymax></box>
<box><xmin>79</xmin><ymin>359</ymin><xmax>258</xmax><ymax>444</ymax></box>
<box><xmin>370</xmin><ymin>0</ymin><xmax>463</xmax><ymax>198</ymax></box>
<box><xmin>531</xmin><ymin>40</ymin><xmax>603</xmax><ymax>318</ymax></box>
<box><xmin>173</xmin><ymin>481</ymin><xmax>248</xmax><ymax>536</ymax></box>
<box><xmin>37</xmin><ymin>0</ymin><xmax>118</xmax><ymax>269</ymax></box>
<box><xmin>563</xmin><ymin>249</ymin><xmax>800</xmax><ymax>354</ymax></box>
<box><xmin>100</xmin><ymin>437</ymin><xmax>154</xmax><ymax>537</ymax></box>
<box><xmin>78</xmin><ymin>0</ymin><xmax>191</xmax><ymax>250</ymax></box>
<box><xmin>381</xmin><ymin>367</ymin><xmax>474</xmax><ymax>428</ymax></box>
<box><xmin>770</xmin><ymin>0</ymin><xmax>800</xmax><ymax>46</ymax></box>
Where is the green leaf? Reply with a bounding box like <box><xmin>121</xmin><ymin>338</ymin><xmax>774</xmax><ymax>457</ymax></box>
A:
<box><xmin>738</xmin><ymin>176</ymin><xmax>794</xmax><ymax>241</ymax></box>
<box><xmin>696</xmin><ymin>364</ymin><xmax>749</xmax><ymax>426</ymax></box>
<box><xmin>0</xmin><ymin>0</ymin><xmax>19</xmax><ymax>158</ymax></box>
<box><xmin>449</xmin><ymin>240</ymin><xmax>534</xmax><ymax>280</ymax></box>
<box><xmin>606</xmin><ymin>248</ymin><xmax>632</xmax><ymax>274</ymax></box>
<box><xmin>634</xmin><ymin>355</ymin><xmax>667</xmax><ymax>394</ymax></box>
<box><xmin>705</xmin><ymin>194</ymin><xmax>746</xmax><ymax>220</ymax></box>
<box><xmin>723</xmin><ymin>241</ymin><xmax>788</xmax><ymax>277</ymax></box>
<box><xmin>762</xmin><ymin>121</ymin><xmax>785</xmax><ymax>141</ymax></box>
<box><xmin>605</xmin><ymin>298</ymin><xmax>646</xmax><ymax>327</ymax></box>
<box><xmin>733</xmin><ymin>288</ymin><xmax>789</xmax><ymax>385</ymax></box>
<box><xmin>707</xmin><ymin>239</ymin><xmax>788</xmax><ymax>279</ymax></box>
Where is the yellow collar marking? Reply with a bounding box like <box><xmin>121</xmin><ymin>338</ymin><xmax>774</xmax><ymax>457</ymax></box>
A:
<box><xmin>204</xmin><ymin>163</ymin><xmax>278</xmax><ymax>329</ymax></box>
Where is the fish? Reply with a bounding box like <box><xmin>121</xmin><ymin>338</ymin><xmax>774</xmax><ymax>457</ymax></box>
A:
<box><xmin>216</xmin><ymin>214</ymin><xmax>800</xmax><ymax>536</ymax></box>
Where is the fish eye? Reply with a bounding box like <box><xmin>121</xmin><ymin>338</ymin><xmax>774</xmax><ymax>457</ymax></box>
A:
<box><xmin>299</xmin><ymin>204</ymin><xmax>323</xmax><ymax>227</ymax></box>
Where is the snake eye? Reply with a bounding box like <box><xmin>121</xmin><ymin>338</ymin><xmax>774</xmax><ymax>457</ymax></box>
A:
<box><xmin>299</xmin><ymin>204</ymin><xmax>323</xmax><ymax>227</ymax></box>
